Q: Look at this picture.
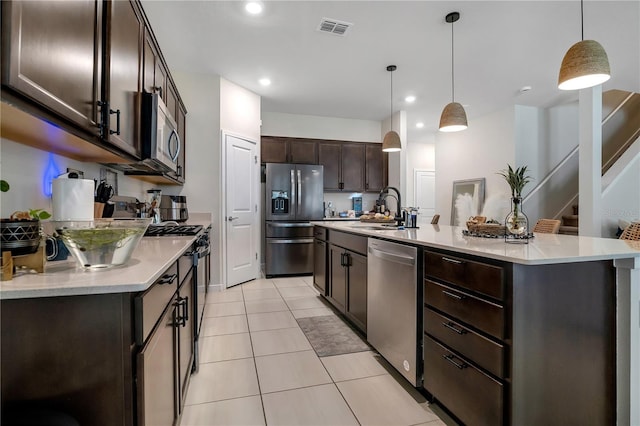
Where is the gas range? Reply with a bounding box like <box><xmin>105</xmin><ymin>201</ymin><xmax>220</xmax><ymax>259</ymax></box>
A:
<box><xmin>144</xmin><ymin>224</ymin><xmax>203</xmax><ymax>237</ymax></box>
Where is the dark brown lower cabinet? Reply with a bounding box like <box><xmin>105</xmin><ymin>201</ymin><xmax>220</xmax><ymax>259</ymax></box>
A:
<box><xmin>326</xmin><ymin>229</ymin><xmax>367</xmax><ymax>333</ymax></box>
<box><xmin>313</xmin><ymin>238</ymin><xmax>327</xmax><ymax>294</ymax></box>
<box><xmin>423</xmin><ymin>248</ymin><xmax>616</xmax><ymax>425</ymax></box>
<box><xmin>328</xmin><ymin>244</ymin><xmax>347</xmax><ymax>312</ymax></box>
<box><xmin>0</xmin><ymin>258</ymin><xmax>196</xmax><ymax>426</ymax></box>
<box><xmin>137</xmin><ymin>294</ymin><xmax>178</xmax><ymax>426</ymax></box>
<box><xmin>424</xmin><ymin>336</ymin><xmax>503</xmax><ymax>426</ymax></box>
<box><xmin>345</xmin><ymin>251</ymin><xmax>367</xmax><ymax>331</ymax></box>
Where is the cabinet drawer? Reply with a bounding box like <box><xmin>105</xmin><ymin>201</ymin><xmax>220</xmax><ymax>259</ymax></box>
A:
<box><xmin>135</xmin><ymin>262</ymin><xmax>178</xmax><ymax>345</ymax></box>
<box><xmin>328</xmin><ymin>230</ymin><xmax>367</xmax><ymax>255</ymax></box>
<box><xmin>313</xmin><ymin>226</ymin><xmax>327</xmax><ymax>241</ymax></box>
<box><xmin>424</xmin><ymin>308</ymin><xmax>504</xmax><ymax>378</ymax></box>
<box><xmin>425</xmin><ymin>280</ymin><xmax>504</xmax><ymax>340</ymax></box>
<box><xmin>425</xmin><ymin>250</ymin><xmax>504</xmax><ymax>300</ymax></box>
<box><xmin>424</xmin><ymin>336</ymin><xmax>503</xmax><ymax>426</ymax></box>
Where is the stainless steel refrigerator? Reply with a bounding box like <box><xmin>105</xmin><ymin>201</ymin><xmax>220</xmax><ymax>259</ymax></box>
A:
<box><xmin>264</xmin><ymin>163</ymin><xmax>324</xmax><ymax>277</ymax></box>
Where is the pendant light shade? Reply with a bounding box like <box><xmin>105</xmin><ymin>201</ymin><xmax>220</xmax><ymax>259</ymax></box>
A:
<box><xmin>382</xmin><ymin>65</ymin><xmax>401</xmax><ymax>152</ymax></box>
<box><xmin>439</xmin><ymin>102</ymin><xmax>468</xmax><ymax>133</ymax></box>
<box><xmin>558</xmin><ymin>0</ymin><xmax>610</xmax><ymax>91</ymax></box>
<box><xmin>439</xmin><ymin>12</ymin><xmax>467</xmax><ymax>133</ymax></box>
<box><xmin>558</xmin><ymin>40</ymin><xmax>610</xmax><ymax>90</ymax></box>
<box><xmin>382</xmin><ymin>130</ymin><xmax>401</xmax><ymax>152</ymax></box>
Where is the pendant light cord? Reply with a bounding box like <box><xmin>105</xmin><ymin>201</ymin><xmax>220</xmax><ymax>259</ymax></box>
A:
<box><xmin>390</xmin><ymin>68</ymin><xmax>393</xmax><ymax>129</ymax></box>
<box><xmin>451</xmin><ymin>19</ymin><xmax>455</xmax><ymax>102</ymax></box>
<box><xmin>580</xmin><ymin>0</ymin><xmax>584</xmax><ymax>40</ymax></box>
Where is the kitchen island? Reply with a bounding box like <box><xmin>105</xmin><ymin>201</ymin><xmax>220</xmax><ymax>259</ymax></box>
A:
<box><xmin>0</xmin><ymin>214</ymin><xmax>211</xmax><ymax>426</ymax></box>
<box><xmin>313</xmin><ymin>221</ymin><xmax>640</xmax><ymax>426</ymax></box>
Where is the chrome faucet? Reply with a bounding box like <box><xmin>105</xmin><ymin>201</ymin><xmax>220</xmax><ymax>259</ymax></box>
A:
<box><xmin>378</xmin><ymin>186</ymin><xmax>403</xmax><ymax>226</ymax></box>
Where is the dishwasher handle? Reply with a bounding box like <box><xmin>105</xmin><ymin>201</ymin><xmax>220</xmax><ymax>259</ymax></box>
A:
<box><xmin>368</xmin><ymin>246</ymin><xmax>416</xmax><ymax>266</ymax></box>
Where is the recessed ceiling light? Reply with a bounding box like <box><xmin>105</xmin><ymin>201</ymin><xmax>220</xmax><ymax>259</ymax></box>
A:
<box><xmin>259</xmin><ymin>78</ymin><xmax>271</xmax><ymax>86</ymax></box>
<box><xmin>245</xmin><ymin>2</ymin><xmax>263</xmax><ymax>15</ymax></box>
<box><xmin>416</xmin><ymin>122</ymin><xmax>424</xmax><ymax>128</ymax></box>
<box><xmin>405</xmin><ymin>95</ymin><xmax>416</xmax><ymax>103</ymax></box>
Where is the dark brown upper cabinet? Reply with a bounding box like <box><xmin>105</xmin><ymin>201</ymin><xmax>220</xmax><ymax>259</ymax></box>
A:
<box><xmin>103</xmin><ymin>0</ymin><xmax>143</xmax><ymax>158</ymax></box>
<box><xmin>261</xmin><ymin>136</ymin><xmax>318</xmax><ymax>164</ymax></box>
<box><xmin>365</xmin><ymin>144</ymin><xmax>387</xmax><ymax>192</ymax></box>
<box><xmin>318</xmin><ymin>142</ymin><xmax>365</xmax><ymax>192</ymax></box>
<box><xmin>1</xmin><ymin>0</ymin><xmax>103</xmax><ymax>135</ymax></box>
<box><xmin>318</xmin><ymin>142</ymin><xmax>342</xmax><ymax>190</ymax></box>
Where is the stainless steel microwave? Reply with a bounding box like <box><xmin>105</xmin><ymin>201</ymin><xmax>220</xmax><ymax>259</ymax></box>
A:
<box><xmin>140</xmin><ymin>92</ymin><xmax>180</xmax><ymax>173</ymax></box>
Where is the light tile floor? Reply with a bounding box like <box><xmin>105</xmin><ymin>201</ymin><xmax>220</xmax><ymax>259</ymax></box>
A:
<box><xmin>180</xmin><ymin>276</ymin><xmax>454</xmax><ymax>426</ymax></box>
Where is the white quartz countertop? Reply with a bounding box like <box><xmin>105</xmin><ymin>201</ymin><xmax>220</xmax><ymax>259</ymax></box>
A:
<box><xmin>313</xmin><ymin>221</ymin><xmax>640</xmax><ymax>265</ymax></box>
<box><xmin>0</xmin><ymin>213</ymin><xmax>212</xmax><ymax>300</ymax></box>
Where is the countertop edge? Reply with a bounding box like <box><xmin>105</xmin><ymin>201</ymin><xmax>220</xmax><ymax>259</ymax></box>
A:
<box><xmin>0</xmin><ymin>215</ymin><xmax>212</xmax><ymax>300</ymax></box>
<box><xmin>311</xmin><ymin>222</ymin><xmax>640</xmax><ymax>265</ymax></box>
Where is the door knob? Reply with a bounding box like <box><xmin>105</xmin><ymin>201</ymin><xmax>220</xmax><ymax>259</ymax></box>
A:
<box><xmin>227</xmin><ymin>216</ymin><xmax>239</xmax><ymax>221</ymax></box>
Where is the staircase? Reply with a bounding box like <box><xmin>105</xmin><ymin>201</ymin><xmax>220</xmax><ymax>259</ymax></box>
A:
<box><xmin>523</xmin><ymin>89</ymin><xmax>640</xmax><ymax>236</ymax></box>
<box><xmin>559</xmin><ymin>205</ymin><xmax>579</xmax><ymax>235</ymax></box>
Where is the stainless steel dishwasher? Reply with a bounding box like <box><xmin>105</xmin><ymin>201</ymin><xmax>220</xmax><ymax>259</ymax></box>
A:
<box><xmin>367</xmin><ymin>238</ymin><xmax>420</xmax><ymax>386</ymax></box>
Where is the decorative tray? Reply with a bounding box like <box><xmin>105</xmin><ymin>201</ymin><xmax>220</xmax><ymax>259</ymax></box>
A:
<box><xmin>359</xmin><ymin>218</ymin><xmax>395</xmax><ymax>223</ymax></box>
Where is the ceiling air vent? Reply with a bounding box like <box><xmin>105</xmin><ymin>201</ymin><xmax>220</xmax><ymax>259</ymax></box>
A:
<box><xmin>317</xmin><ymin>18</ymin><xmax>353</xmax><ymax>36</ymax></box>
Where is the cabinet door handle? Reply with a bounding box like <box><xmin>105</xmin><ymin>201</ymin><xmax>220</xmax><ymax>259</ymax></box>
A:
<box><xmin>442</xmin><ymin>354</ymin><xmax>467</xmax><ymax>369</ymax></box>
<box><xmin>442</xmin><ymin>290</ymin><xmax>464</xmax><ymax>300</ymax></box>
<box><xmin>442</xmin><ymin>321</ymin><xmax>467</xmax><ymax>335</ymax></box>
<box><xmin>157</xmin><ymin>273</ymin><xmax>177</xmax><ymax>285</ymax></box>
<box><xmin>109</xmin><ymin>108</ymin><xmax>121</xmax><ymax>135</ymax></box>
<box><xmin>345</xmin><ymin>253</ymin><xmax>351</xmax><ymax>267</ymax></box>
<box><xmin>340</xmin><ymin>253</ymin><xmax>345</xmax><ymax>267</ymax></box>
<box><xmin>181</xmin><ymin>296</ymin><xmax>189</xmax><ymax>325</ymax></box>
<box><xmin>442</xmin><ymin>256</ymin><xmax>463</xmax><ymax>265</ymax></box>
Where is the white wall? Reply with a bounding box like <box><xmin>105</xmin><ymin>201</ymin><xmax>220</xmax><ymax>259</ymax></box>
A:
<box><xmin>170</xmin><ymin>73</ymin><xmax>260</xmax><ymax>286</ymax></box>
<box><xmin>220</xmin><ymin>78</ymin><xmax>261</xmax><ymax>143</ymax></box>
<box><xmin>261</xmin><ymin>112</ymin><xmax>380</xmax><ymax>142</ymax></box>
<box><xmin>0</xmin><ymin>139</ymin><xmax>154</xmax><ymax>218</ymax></box>
<box><xmin>435</xmin><ymin>107</ymin><xmax>516</xmax><ymax>225</ymax></box>
<box><xmin>167</xmin><ymin>71</ymin><xmax>221</xmax><ymax>283</ymax></box>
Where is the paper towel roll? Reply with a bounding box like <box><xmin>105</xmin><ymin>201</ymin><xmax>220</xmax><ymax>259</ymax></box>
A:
<box><xmin>52</xmin><ymin>178</ymin><xmax>95</xmax><ymax>220</ymax></box>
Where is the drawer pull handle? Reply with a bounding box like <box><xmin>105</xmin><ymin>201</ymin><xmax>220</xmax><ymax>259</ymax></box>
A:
<box><xmin>157</xmin><ymin>273</ymin><xmax>178</xmax><ymax>285</ymax></box>
<box><xmin>442</xmin><ymin>290</ymin><xmax>465</xmax><ymax>300</ymax></box>
<box><xmin>443</xmin><ymin>354</ymin><xmax>468</xmax><ymax>369</ymax></box>
<box><xmin>442</xmin><ymin>321</ymin><xmax>467</xmax><ymax>335</ymax></box>
<box><xmin>442</xmin><ymin>256</ymin><xmax>463</xmax><ymax>265</ymax></box>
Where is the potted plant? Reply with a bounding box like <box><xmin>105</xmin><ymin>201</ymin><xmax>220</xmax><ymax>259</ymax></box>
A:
<box><xmin>498</xmin><ymin>165</ymin><xmax>532</xmax><ymax>239</ymax></box>
<box><xmin>1</xmin><ymin>180</ymin><xmax>51</xmax><ymax>256</ymax></box>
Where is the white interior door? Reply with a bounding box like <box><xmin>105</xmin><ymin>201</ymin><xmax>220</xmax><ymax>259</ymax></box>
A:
<box><xmin>224</xmin><ymin>134</ymin><xmax>258</xmax><ymax>287</ymax></box>
<box><xmin>414</xmin><ymin>169</ymin><xmax>436</xmax><ymax>225</ymax></box>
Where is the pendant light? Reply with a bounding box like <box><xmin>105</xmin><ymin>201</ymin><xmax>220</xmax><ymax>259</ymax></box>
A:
<box><xmin>558</xmin><ymin>0</ymin><xmax>610</xmax><ymax>90</ymax></box>
<box><xmin>439</xmin><ymin>12</ymin><xmax>467</xmax><ymax>132</ymax></box>
<box><xmin>382</xmin><ymin>65</ymin><xmax>402</xmax><ymax>152</ymax></box>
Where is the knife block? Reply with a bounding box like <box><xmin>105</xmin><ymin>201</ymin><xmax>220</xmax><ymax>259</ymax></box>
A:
<box><xmin>94</xmin><ymin>202</ymin><xmax>105</xmax><ymax>219</ymax></box>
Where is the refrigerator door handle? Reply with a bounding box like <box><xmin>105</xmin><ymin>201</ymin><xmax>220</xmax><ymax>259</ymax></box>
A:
<box><xmin>290</xmin><ymin>169</ymin><xmax>296</xmax><ymax>209</ymax></box>
<box><xmin>297</xmin><ymin>169</ymin><xmax>302</xmax><ymax>207</ymax></box>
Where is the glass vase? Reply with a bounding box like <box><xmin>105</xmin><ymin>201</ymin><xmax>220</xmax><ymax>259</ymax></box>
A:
<box><xmin>504</xmin><ymin>197</ymin><xmax>529</xmax><ymax>243</ymax></box>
